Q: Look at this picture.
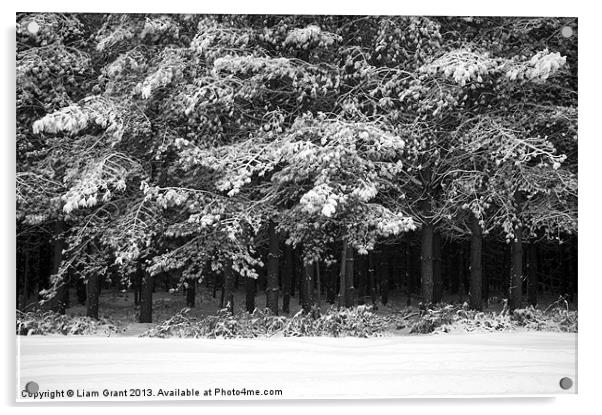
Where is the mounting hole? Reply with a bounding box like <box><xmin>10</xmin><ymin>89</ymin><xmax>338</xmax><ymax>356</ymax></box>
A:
<box><xmin>561</xmin><ymin>26</ymin><xmax>573</xmax><ymax>38</ymax></box>
<box><xmin>25</xmin><ymin>381</ymin><xmax>39</xmax><ymax>394</ymax></box>
<box><xmin>26</xmin><ymin>21</ymin><xmax>40</xmax><ymax>35</ymax></box>
<box><xmin>559</xmin><ymin>377</ymin><xmax>573</xmax><ymax>390</ymax></box>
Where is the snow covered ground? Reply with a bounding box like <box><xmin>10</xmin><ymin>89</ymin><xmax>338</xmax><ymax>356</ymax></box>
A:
<box><xmin>16</xmin><ymin>332</ymin><xmax>577</xmax><ymax>401</ymax></box>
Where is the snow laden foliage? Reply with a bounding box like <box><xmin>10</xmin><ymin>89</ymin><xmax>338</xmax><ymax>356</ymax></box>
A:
<box><xmin>176</xmin><ymin>113</ymin><xmax>416</xmax><ymax>259</ymax></box>
<box><xmin>190</xmin><ymin>18</ymin><xmax>254</xmax><ymax>60</ymax></box>
<box><xmin>409</xmin><ymin>299</ymin><xmax>577</xmax><ymax>334</ymax></box>
<box><xmin>134</xmin><ymin>48</ymin><xmax>186</xmax><ymax>99</ymax></box>
<box><xmin>32</xmin><ymin>96</ymin><xmax>124</xmax><ymax>141</ymax></box>
<box><xmin>140</xmin><ymin>301</ymin><xmax>577</xmax><ymax>339</ymax></box>
<box><xmin>439</xmin><ymin>113</ymin><xmax>576</xmax><ymax>241</ymax></box>
<box><xmin>138</xmin><ymin>184</ymin><xmax>264</xmax><ymax>281</ymax></box>
<box><xmin>61</xmin><ymin>153</ymin><xmax>137</xmax><ymax>214</ymax></box>
<box><xmin>141</xmin><ymin>306</ymin><xmax>407</xmax><ymax>338</ymax></box>
<box><xmin>284</xmin><ymin>24</ymin><xmax>341</xmax><ymax>49</ymax></box>
<box><xmin>17</xmin><ymin>14</ymin><xmax>577</xmax><ymax>310</ymax></box>
<box><xmin>16</xmin><ymin>13</ymin><xmax>98</xmax><ymax>226</ymax></box>
<box><xmin>94</xmin><ymin>14</ymin><xmax>184</xmax><ymax>52</ymax></box>
<box><xmin>17</xmin><ymin>310</ymin><xmax>118</xmax><ymax>336</ymax></box>
<box><xmin>16</xmin><ymin>45</ymin><xmax>90</xmax><ymax>111</ymax></box>
<box><xmin>368</xmin><ymin>18</ymin><xmax>442</xmax><ymax>68</ymax></box>
<box><xmin>420</xmin><ymin>48</ymin><xmax>566</xmax><ymax>86</ymax></box>
<box><xmin>139</xmin><ymin>16</ymin><xmax>180</xmax><ymax>42</ymax></box>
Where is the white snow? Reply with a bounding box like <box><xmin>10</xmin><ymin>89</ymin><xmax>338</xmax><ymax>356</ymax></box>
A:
<box><xmin>16</xmin><ymin>332</ymin><xmax>577</xmax><ymax>401</ymax></box>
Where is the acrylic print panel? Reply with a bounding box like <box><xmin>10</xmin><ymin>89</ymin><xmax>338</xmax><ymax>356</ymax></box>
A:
<box><xmin>15</xmin><ymin>13</ymin><xmax>578</xmax><ymax>401</ymax></box>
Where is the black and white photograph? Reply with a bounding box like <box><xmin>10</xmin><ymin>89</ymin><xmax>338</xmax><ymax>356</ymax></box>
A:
<box><xmin>10</xmin><ymin>3</ymin><xmax>587</xmax><ymax>406</ymax></box>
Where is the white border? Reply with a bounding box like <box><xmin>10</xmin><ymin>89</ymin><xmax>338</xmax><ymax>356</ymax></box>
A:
<box><xmin>3</xmin><ymin>1</ymin><xmax>600</xmax><ymax>413</ymax></box>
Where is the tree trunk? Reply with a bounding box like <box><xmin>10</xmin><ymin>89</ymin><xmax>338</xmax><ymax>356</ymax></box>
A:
<box><xmin>433</xmin><ymin>232</ymin><xmax>443</xmax><ymax>303</ymax></box>
<box><xmin>457</xmin><ymin>245</ymin><xmax>466</xmax><ymax>302</ymax></box>
<box><xmin>75</xmin><ymin>271</ymin><xmax>86</xmax><ymax>305</ymax></box>
<box><xmin>421</xmin><ymin>221</ymin><xmax>434</xmax><ymax>305</ymax></box>
<box><xmin>315</xmin><ymin>261</ymin><xmax>322</xmax><ymax>307</ymax></box>
<box><xmin>164</xmin><ymin>273</ymin><xmax>171</xmax><ymax>291</ymax></box>
<box><xmin>282</xmin><ymin>245</ymin><xmax>293</xmax><ymax>313</ymax></box>
<box><xmin>509</xmin><ymin>225</ymin><xmax>523</xmax><ymax>311</ymax></box>
<box><xmin>405</xmin><ymin>243</ymin><xmax>413</xmax><ymax>306</ymax></box>
<box><xmin>19</xmin><ymin>247</ymin><xmax>30</xmax><ymax>311</ymax></box>
<box><xmin>338</xmin><ymin>241</ymin><xmax>347</xmax><ymax>308</ymax></box>
<box><xmin>450</xmin><ymin>243</ymin><xmax>460</xmax><ymax>295</ymax></box>
<box><xmin>138</xmin><ymin>270</ymin><xmax>153</xmax><ymax>323</ymax></box>
<box><xmin>31</xmin><ymin>244</ymin><xmax>41</xmax><ymax>303</ymax></box>
<box><xmin>297</xmin><ymin>264</ymin><xmax>305</xmax><ymax>307</ymax></box>
<box><xmin>257</xmin><ymin>262</ymin><xmax>266</xmax><ymax>292</ymax></box>
<box><xmin>338</xmin><ymin>240</ymin><xmax>355</xmax><ymax>308</ymax></box>
<box><xmin>344</xmin><ymin>243</ymin><xmax>355</xmax><ymax>307</ymax></box>
<box><xmin>368</xmin><ymin>251</ymin><xmax>377</xmax><ymax>308</ymax></box>
<box><xmin>482</xmin><ymin>239</ymin><xmax>489</xmax><ymax>304</ymax></box>
<box><xmin>380</xmin><ymin>249</ymin><xmax>390</xmax><ymax>305</ymax></box>
<box><xmin>133</xmin><ymin>268</ymin><xmax>142</xmax><ymax>306</ymax></box>
<box><xmin>502</xmin><ymin>242</ymin><xmax>511</xmax><ymax>296</ymax></box>
<box><xmin>245</xmin><ymin>277</ymin><xmax>256</xmax><ymax>313</ymax></box>
<box><xmin>527</xmin><ymin>243</ymin><xmax>538</xmax><ymax>306</ymax></box>
<box><xmin>266</xmin><ymin>220</ymin><xmax>280</xmax><ymax>314</ymax></box>
<box><xmin>469</xmin><ymin>214</ymin><xmax>483</xmax><ymax>311</ymax></box>
<box><xmin>326</xmin><ymin>265</ymin><xmax>337</xmax><ymax>304</ymax></box>
<box><xmin>302</xmin><ymin>259</ymin><xmax>315</xmax><ymax>312</ymax></box>
<box><xmin>222</xmin><ymin>261</ymin><xmax>235</xmax><ymax>314</ymax></box>
<box><xmin>356</xmin><ymin>254</ymin><xmax>367</xmax><ymax>304</ymax></box>
<box><xmin>560</xmin><ymin>243</ymin><xmax>569</xmax><ymax>297</ymax></box>
<box><xmin>290</xmin><ymin>247</ymin><xmax>297</xmax><ymax>298</ymax></box>
<box><xmin>212</xmin><ymin>271</ymin><xmax>219</xmax><ymax>298</ymax></box>
<box><xmin>185</xmin><ymin>279</ymin><xmax>196</xmax><ymax>308</ymax></box>
<box><xmin>86</xmin><ymin>272</ymin><xmax>100</xmax><ymax>319</ymax></box>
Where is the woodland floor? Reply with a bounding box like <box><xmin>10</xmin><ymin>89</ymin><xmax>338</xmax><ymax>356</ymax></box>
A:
<box><xmin>17</xmin><ymin>332</ymin><xmax>577</xmax><ymax>400</ymax></box>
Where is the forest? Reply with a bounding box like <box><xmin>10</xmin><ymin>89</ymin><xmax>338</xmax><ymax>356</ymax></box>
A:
<box><xmin>16</xmin><ymin>14</ymin><xmax>578</xmax><ymax>336</ymax></box>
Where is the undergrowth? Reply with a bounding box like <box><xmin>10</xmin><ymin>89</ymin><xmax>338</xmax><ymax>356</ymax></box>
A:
<box><xmin>17</xmin><ymin>297</ymin><xmax>577</xmax><ymax>338</ymax></box>
<box><xmin>16</xmin><ymin>310</ymin><xmax>119</xmax><ymax>336</ymax></box>
<box><xmin>409</xmin><ymin>297</ymin><xmax>577</xmax><ymax>334</ymax></box>
<box><xmin>140</xmin><ymin>300</ymin><xmax>576</xmax><ymax>339</ymax></box>
<box><xmin>141</xmin><ymin>305</ymin><xmax>413</xmax><ymax>339</ymax></box>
